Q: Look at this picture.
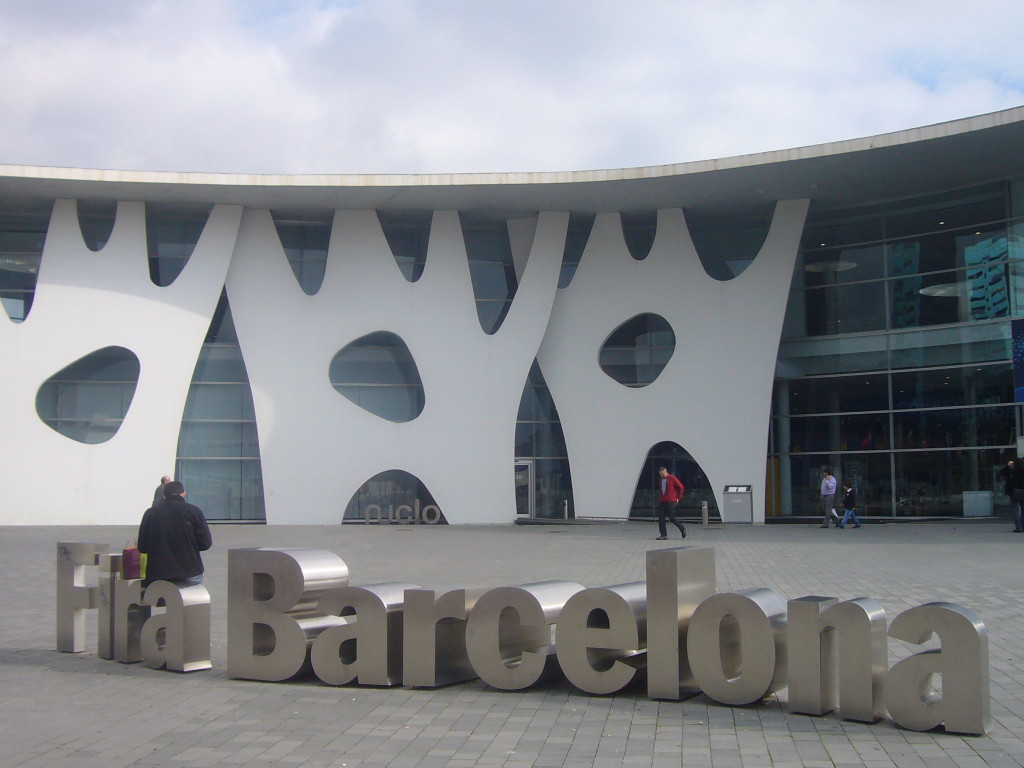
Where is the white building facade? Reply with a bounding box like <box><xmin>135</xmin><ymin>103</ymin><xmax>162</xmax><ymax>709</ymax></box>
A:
<box><xmin>3</xmin><ymin>108</ymin><xmax>1024</xmax><ymax>525</ymax></box>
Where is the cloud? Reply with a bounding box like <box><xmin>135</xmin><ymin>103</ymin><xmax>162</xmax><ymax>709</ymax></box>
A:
<box><xmin>0</xmin><ymin>0</ymin><xmax>1022</xmax><ymax>174</ymax></box>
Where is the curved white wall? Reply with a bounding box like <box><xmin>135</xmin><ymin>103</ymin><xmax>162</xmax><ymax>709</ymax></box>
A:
<box><xmin>225</xmin><ymin>209</ymin><xmax>566</xmax><ymax>524</ymax></box>
<box><xmin>0</xmin><ymin>201</ymin><xmax>240</xmax><ymax>524</ymax></box>
<box><xmin>537</xmin><ymin>201</ymin><xmax>808</xmax><ymax>523</ymax></box>
<box><xmin>0</xmin><ymin>198</ymin><xmax>805</xmax><ymax>525</ymax></box>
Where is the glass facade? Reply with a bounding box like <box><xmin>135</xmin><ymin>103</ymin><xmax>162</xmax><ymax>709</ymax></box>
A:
<box><xmin>36</xmin><ymin>346</ymin><xmax>140</xmax><ymax>444</ymax></box>
<box><xmin>515</xmin><ymin>361</ymin><xmax>574</xmax><ymax>519</ymax></box>
<box><xmin>175</xmin><ymin>291</ymin><xmax>266</xmax><ymax>521</ymax></box>
<box><xmin>0</xmin><ymin>210</ymin><xmax>46</xmax><ymax>322</ymax></box>
<box><xmin>772</xmin><ymin>180</ymin><xmax>1024</xmax><ymax>518</ymax></box>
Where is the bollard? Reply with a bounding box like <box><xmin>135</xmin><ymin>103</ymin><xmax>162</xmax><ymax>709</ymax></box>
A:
<box><xmin>702</xmin><ymin>501</ymin><xmax>709</xmax><ymax>526</ymax></box>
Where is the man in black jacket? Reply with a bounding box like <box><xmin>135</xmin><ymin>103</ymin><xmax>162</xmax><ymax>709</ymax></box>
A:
<box><xmin>138</xmin><ymin>481</ymin><xmax>212</xmax><ymax>587</ymax></box>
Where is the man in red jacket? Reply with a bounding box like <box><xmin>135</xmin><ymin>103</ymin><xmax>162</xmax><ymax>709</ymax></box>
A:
<box><xmin>656</xmin><ymin>467</ymin><xmax>687</xmax><ymax>540</ymax></box>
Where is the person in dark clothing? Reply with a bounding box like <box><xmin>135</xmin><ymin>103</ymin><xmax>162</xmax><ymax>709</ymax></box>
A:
<box><xmin>138</xmin><ymin>481</ymin><xmax>212</xmax><ymax>587</ymax></box>
<box><xmin>837</xmin><ymin>481</ymin><xmax>862</xmax><ymax>529</ymax></box>
<box><xmin>655</xmin><ymin>467</ymin><xmax>687</xmax><ymax>540</ymax></box>
<box><xmin>1000</xmin><ymin>459</ymin><xmax>1024</xmax><ymax>532</ymax></box>
<box><xmin>152</xmin><ymin>474</ymin><xmax>172</xmax><ymax>506</ymax></box>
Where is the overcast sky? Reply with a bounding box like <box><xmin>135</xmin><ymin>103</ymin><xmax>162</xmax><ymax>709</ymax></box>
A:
<box><xmin>2</xmin><ymin>0</ymin><xmax>1023</xmax><ymax>176</ymax></box>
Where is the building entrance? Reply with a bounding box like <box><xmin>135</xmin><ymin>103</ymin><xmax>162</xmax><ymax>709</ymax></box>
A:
<box><xmin>514</xmin><ymin>459</ymin><xmax>535</xmax><ymax>517</ymax></box>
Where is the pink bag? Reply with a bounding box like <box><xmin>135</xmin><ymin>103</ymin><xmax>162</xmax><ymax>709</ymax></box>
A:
<box><xmin>122</xmin><ymin>546</ymin><xmax>142</xmax><ymax>579</ymax></box>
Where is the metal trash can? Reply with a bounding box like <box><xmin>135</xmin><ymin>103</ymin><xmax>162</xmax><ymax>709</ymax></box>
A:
<box><xmin>722</xmin><ymin>485</ymin><xmax>753</xmax><ymax>523</ymax></box>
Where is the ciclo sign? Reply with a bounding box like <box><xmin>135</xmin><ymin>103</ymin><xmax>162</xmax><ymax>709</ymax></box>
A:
<box><xmin>57</xmin><ymin>542</ymin><xmax>990</xmax><ymax>735</ymax></box>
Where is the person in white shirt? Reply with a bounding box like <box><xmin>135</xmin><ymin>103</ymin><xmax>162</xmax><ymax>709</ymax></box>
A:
<box><xmin>819</xmin><ymin>468</ymin><xmax>840</xmax><ymax>528</ymax></box>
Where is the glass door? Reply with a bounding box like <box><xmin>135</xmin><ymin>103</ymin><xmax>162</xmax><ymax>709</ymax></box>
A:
<box><xmin>514</xmin><ymin>459</ymin><xmax>535</xmax><ymax>517</ymax></box>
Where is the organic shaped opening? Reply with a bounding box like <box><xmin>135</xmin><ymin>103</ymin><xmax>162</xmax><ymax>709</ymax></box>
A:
<box><xmin>599</xmin><ymin>313</ymin><xmax>675</xmax><ymax>388</ymax></box>
<box><xmin>0</xmin><ymin>210</ymin><xmax>47</xmax><ymax>322</ymax></box>
<box><xmin>628</xmin><ymin>441</ymin><xmax>720</xmax><ymax>520</ymax></box>
<box><xmin>273</xmin><ymin>214</ymin><xmax>331</xmax><ymax>295</ymax></box>
<box><xmin>174</xmin><ymin>292</ymin><xmax>266</xmax><ymax>522</ymax></box>
<box><xmin>515</xmin><ymin>360</ymin><xmax>576</xmax><ymax>519</ymax></box>
<box><xmin>688</xmin><ymin>208</ymin><xmax>772</xmax><ymax>280</ymax></box>
<box><xmin>379</xmin><ymin>211</ymin><xmax>431</xmax><ymax>282</ymax></box>
<box><xmin>330</xmin><ymin>331</ymin><xmax>424</xmax><ymax>422</ymax></box>
<box><xmin>147</xmin><ymin>203</ymin><xmax>210</xmax><ymax>286</ymax></box>
<box><xmin>621</xmin><ymin>212</ymin><xmax>657</xmax><ymax>261</ymax></box>
<box><xmin>462</xmin><ymin>214</ymin><xmax>518</xmax><ymax>334</ymax></box>
<box><xmin>559</xmin><ymin>213</ymin><xmax>596</xmax><ymax>288</ymax></box>
<box><xmin>76</xmin><ymin>200</ymin><xmax>117</xmax><ymax>252</ymax></box>
<box><xmin>343</xmin><ymin>469</ymin><xmax>446</xmax><ymax>524</ymax></box>
<box><xmin>36</xmin><ymin>345</ymin><xmax>140</xmax><ymax>444</ymax></box>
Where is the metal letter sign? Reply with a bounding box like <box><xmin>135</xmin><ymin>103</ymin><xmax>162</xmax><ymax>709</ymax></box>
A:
<box><xmin>56</xmin><ymin>541</ymin><xmax>105</xmax><ymax>653</ymax></box>
<box><xmin>58</xmin><ymin>543</ymin><xmax>992</xmax><ymax>735</ymax></box>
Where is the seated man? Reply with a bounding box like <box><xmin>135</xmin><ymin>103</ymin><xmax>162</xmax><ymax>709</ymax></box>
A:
<box><xmin>138</xmin><ymin>481</ymin><xmax>212</xmax><ymax>587</ymax></box>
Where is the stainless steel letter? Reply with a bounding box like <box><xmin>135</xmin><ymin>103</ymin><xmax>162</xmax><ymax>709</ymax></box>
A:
<box><xmin>556</xmin><ymin>582</ymin><xmax>646</xmax><ymax>694</ymax></box>
<box><xmin>886</xmin><ymin>602</ymin><xmax>990</xmax><ymax>735</ymax></box>
<box><xmin>787</xmin><ymin>596</ymin><xmax>887</xmax><ymax>722</ymax></box>
<box><xmin>403</xmin><ymin>587</ymin><xmax>485</xmax><ymax>687</ymax></box>
<box><xmin>113</xmin><ymin>576</ymin><xmax>150</xmax><ymax>663</ymax></box>
<box><xmin>56</xmin><ymin>542</ymin><xmax>106</xmax><ymax>652</ymax></box>
<box><xmin>97</xmin><ymin>553</ymin><xmax>121</xmax><ymax>660</ymax></box>
<box><xmin>227</xmin><ymin>548</ymin><xmax>350</xmax><ymax>680</ymax></box>
<box><xmin>310</xmin><ymin>582</ymin><xmax>418</xmax><ymax>686</ymax></box>
<box><xmin>645</xmin><ymin>547</ymin><xmax>716</xmax><ymax>700</ymax></box>
<box><xmin>466</xmin><ymin>581</ymin><xmax>583</xmax><ymax>690</ymax></box>
<box><xmin>140</xmin><ymin>581</ymin><xmax>212</xmax><ymax>672</ymax></box>
<box><xmin>688</xmin><ymin>588</ymin><xmax>787</xmax><ymax>706</ymax></box>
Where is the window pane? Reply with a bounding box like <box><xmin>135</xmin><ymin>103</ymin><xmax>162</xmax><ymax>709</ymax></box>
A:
<box><xmin>785</xmin><ymin>373</ymin><xmax>889</xmax><ymax>415</ymax></box>
<box><xmin>801</xmin><ymin>217</ymin><xmax>884</xmax><ymax>251</ymax></box>
<box><xmin>175</xmin><ymin>458</ymin><xmax>265</xmax><ymax>521</ymax></box>
<box><xmin>462</xmin><ymin>217</ymin><xmax>516</xmax><ymax>333</ymax></box>
<box><xmin>330</xmin><ymin>331</ymin><xmax>424</xmax><ymax>422</ymax></box>
<box><xmin>885</xmin><ymin>195</ymin><xmax>1005</xmax><ymax>240</ymax></box>
<box><xmin>894</xmin><ymin>448</ymin><xmax>1006</xmax><ymax>517</ymax></box>
<box><xmin>802</xmin><ymin>244</ymin><xmax>885</xmax><ymax>285</ymax></box>
<box><xmin>778</xmin><ymin>335</ymin><xmax>888</xmax><ymax>376</ymax></box>
<box><xmin>178</xmin><ymin>421</ymin><xmax>260</xmax><ymax>458</ymax></box>
<box><xmin>787</xmin><ymin>413</ymin><xmax>890</xmax><ymax>453</ymax></box>
<box><xmin>534</xmin><ymin>458</ymin><xmax>574</xmax><ymax>518</ymax></box>
<box><xmin>837</xmin><ymin>454</ymin><xmax>892</xmax><ymax>516</ymax></box>
<box><xmin>893</xmin><ymin>406</ymin><xmax>1015</xmax><ymax>449</ymax></box>
<box><xmin>804</xmin><ymin>280</ymin><xmax>887</xmax><ymax>335</ymax></box>
<box><xmin>889</xmin><ymin>324</ymin><xmax>1010</xmax><ymax>368</ymax></box>
<box><xmin>891</xmin><ymin>365</ymin><xmax>1012</xmax><ymax>409</ymax></box>
<box><xmin>191</xmin><ymin>345</ymin><xmax>250</xmax><ymax>383</ymax></box>
<box><xmin>599</xmin><ymin>313</ymin><xmax>675</xmax><ymax>387</ymax></box>
<box><xmin>183</xmin><ymin>383</ymin><xmax>254</xmax><ymax>420</ymax></box>
<box><xmin>35</xmin><ymin>346</ymin><xmax>140</xmax><ymax>444</ymax></box>
<box><xmin>274</xmin><ymin>218</ymin><xmax>330</xmax><ymax>295</ymax></box>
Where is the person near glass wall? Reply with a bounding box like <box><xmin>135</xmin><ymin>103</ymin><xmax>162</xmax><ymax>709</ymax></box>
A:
<box><xmin>819</xmin><ymin>467</ymin><xmax>841</xmax><ymax>528</ymax></box>
<box><xmin>1003</xmin><ymin>458</ymin><xmax>1024</xmax><ymax>533</ymax></box>
<box><xmin>837</xmin><ymin>481</ymin><xmax>862</xmax><ymax>529</ymax></box>
<box><xmin>655</xmin><ymin>467</ymin><xmax>687</xmax><ymax>540</ymax></box>
<box><xmin>152</xmin><ymin>474</ymin><xmax>171</xmax><ymax>506</ymax></box>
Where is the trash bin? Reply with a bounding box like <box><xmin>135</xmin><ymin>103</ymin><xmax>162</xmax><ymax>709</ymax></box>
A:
<box><xmin>722</xmin><ymin>485</ymin><xmax>753</xmax><ymax>523</ymax></box>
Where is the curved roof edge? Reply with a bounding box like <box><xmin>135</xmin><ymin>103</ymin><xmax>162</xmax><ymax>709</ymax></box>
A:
<box><xmin>2</xmin><ymin>106</ymin><xmax>1024</xmax><ymax>189</ymax></box>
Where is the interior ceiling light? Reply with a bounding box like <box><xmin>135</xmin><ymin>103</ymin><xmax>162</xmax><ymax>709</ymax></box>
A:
<box><xmin>919</xmin><ymin>282</ymin><xmax>964</xmax><ymax>297</ymax></box>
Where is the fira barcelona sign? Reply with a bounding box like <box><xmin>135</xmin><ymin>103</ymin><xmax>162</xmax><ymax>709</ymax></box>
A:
<box><xmin>56</xmin><ymin>542</ymin><xmax>990</xmax><ymax>735</ymax></box>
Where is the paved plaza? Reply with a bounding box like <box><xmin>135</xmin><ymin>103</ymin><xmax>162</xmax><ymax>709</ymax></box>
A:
<box><xmin>3</xmin><ymin>519</ymin><xmax>1024</xmax><ymax>768</ymax></box>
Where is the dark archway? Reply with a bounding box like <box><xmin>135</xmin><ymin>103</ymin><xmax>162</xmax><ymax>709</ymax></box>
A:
<box><xmin>343</xmin><ymin>469</ymin><xmax>446</xmax><ymax>525</ymax></box>
<box><xmin>628</xmin><ymin>441</ymin><xmax>719</xmax><ymax>520</ymax></box>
